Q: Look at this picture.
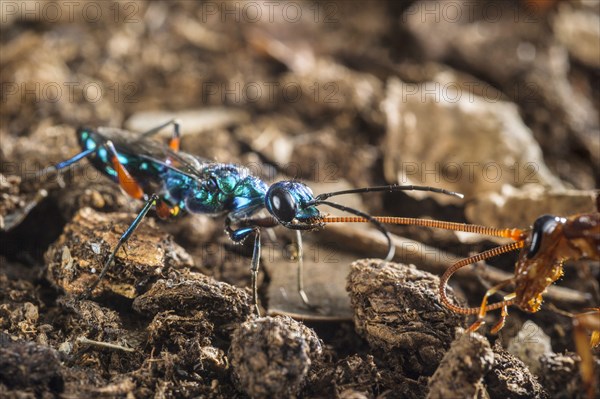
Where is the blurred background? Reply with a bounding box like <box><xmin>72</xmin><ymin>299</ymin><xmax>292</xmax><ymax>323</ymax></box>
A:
<box><xmin>2</xmin><ymin>0</ymin><xmax>598</xmax><ymax>198</ymax></box>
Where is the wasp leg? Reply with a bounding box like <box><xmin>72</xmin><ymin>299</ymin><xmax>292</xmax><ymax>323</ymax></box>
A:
<box><xmin>294</xmin><ymin>230</ymin><xmax>319</xmax><ymax>310</ymax></box>
<box><xmin>31</xmin><ymin>148</ymin><xmax>96</xmax><ymax>182</ymax></box>
<box><xmin>139</xmin><ymin>119</ymin><xmax>181</xmax><ymax>152</ymax></box>
<box><xmin>226</xmin><ymin>222</ymin><xmax>263</xmax><ymax>316</ymax></box>
<box><xmin>82</xmin><ymin>141</ymin><xmax>158</xmax><ymax>297</ymax></box>
<box><xmin>250</xmin><ymin>229</ymin><xmax>262</xmax><ymax>316</ymax></box>
<box><xmin>467</xmin><ymin>278</ymin><xmax>513</xmax><ymax>332</ymax></box>
<box><xmin>106</xmin><ymin>141</ymin><xmax>145</xmax><ymax>200</ymax></box>
<box><xmin>155</xmin><ymin>199</ymin><xmax>180</xmax><ymax>219</ymax></box>
<box><xmin>168</xmin><ymin>121</ymin><xmax>181</xmax><ymax>152</ymax></box>
<box><xmin>295</xmin><ymin>230</ymin><xmax>309</xmax><ymax>307</ymax></box>
<box><xmin>83</xmin><ymin>193</ymin><xmax>159</xmax><ymax>298</ymax></box>
<box><xmin>10</xmin><ymin>147</ymin><xmax>96</xmax><ymax>230</ymax></box>
<box><xmin>573</xmin><ymin>308</ymin><xmax>600</xmax><ymax>398</ymax></box>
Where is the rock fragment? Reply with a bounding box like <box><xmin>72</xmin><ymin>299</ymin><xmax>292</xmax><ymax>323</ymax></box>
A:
<box><xmin>507</xmin><ymin>320</ymin><xmax>553</xmax><ymax>375</ymax></box>
<box><xmin>466</xmin><ymin>186</ymin><xmax>597</xmax><ymax>229</ymax></box>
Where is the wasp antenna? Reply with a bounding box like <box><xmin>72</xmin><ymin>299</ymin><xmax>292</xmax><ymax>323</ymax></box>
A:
<box><xmin>316</xmin><ymin>200</ymin><xmax>395</xmax><ymax>261</ymax></box>
<box><xmin>314</xmin><ymin>184</ymin><xmax>464</xmax><ymax>202</ymax></box>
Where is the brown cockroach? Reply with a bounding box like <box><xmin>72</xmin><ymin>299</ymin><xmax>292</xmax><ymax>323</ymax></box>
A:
<box><xmin>436</xmin><ymin>212</ymin><xmax>599</xmax><ymax>396</ymax></box>
<box><xmin>323</xmin><ymin>210</ymin><xmax>599</xmax><ymax>396</ymax></box>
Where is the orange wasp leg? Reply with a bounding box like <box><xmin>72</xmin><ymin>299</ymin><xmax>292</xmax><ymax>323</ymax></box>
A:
<box><xmin>106</xmin><ymin>141</ymin><xmax>145</xmax><ymax>200</ymax></box>
<box><xmin>82</xmin><ymin>142</ymin><xmax>160</xmax><ymax>297</ymax></box>
<box><xmin>168</xmin><ymin>126</ymin><xmax>181</xmax><ymax>152</ymax></box>
<box><xmin>138</xmin><ymin>119</ymin><xmax>181</xmax><ymax>152</ymax></box>
<box><xmin>156</xmin><ymin>200</ymin><xmax>180</xmax><ymax>219</ymax></box>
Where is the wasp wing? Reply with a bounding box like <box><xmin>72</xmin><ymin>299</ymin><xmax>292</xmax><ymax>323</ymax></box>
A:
<box><xmin>96</xmin><ymin>126</ymin><xmax>213</xmax><ymax>179</ymax></box>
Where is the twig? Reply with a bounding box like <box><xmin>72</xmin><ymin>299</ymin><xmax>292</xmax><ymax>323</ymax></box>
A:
<box><xmin>76</xmin><ymin>336</ymin><xmax>135</xmax><ymax>352</ymax></box>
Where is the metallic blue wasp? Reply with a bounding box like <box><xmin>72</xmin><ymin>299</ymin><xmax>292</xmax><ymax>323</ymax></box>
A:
<box><xmin>37</xmin><ymin>120</ymin><xmax>463</xmax><ymax>314</ymax></box>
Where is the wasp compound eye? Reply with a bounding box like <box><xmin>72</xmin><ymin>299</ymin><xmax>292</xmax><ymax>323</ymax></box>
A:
<box><xmin>527</xmin><ymin>215</ymin><xmax>560</xmax><ymax>259</ymax></box>
<box><xmin>267</xmin><ymin>187</ymin><xmax>297</xmax><ymax>223</ymax></box>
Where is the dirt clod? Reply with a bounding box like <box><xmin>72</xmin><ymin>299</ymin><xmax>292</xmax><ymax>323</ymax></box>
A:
<box><xmin>45</xmin><ymin>207</ymin><xmax>192</xmax><ymax>298</ymax></box>
<box><xmin>485</xmin><ymin>343</ymin><xmax>548</xmax><ymax>399</ymax></box>
<box><xmin>427</xmin><ymin>331</ymin><xmax>493</xmax><ymax>399</ymax></box>
<box><xmin>538</xmin><ymin>352</ymin><xmax>600</xmax><ymax>399</ymax></box>
<box><xmin>56</xmin><ymin>297</ymin><xmax>124</xmax><ymax>342</ymax></box>
<box><xmin>229</xmin><ymin>315</ymin><xmax>322</xmax><ymax>398</ymax></box>
<box><xmin>347</xmin><ymin>259</ymin><xmax>466</xmax><ymax>375</ymax></box>
<box><xmin>0</xmin><ymin>333</ymin><xmax>64</xmax><ymax>396</ymax></box>
<box><xmin>133</xmin><ymin>271</ymin><xmax>252</xmax><ymax>335</ymax></box>
<box><xmin>147</xmin><ymin>310</ymin><xmax>214</xmax><ymax>349</ymax></box>
<box><xmin>0</xmin><ymin>174</ymin><xmax>24</xmax><ymax>229</ymax></box>
<box><xmin>329</xmin><ymin>354</ymin><xmax>382</xmax><ymax>396</ymax></box>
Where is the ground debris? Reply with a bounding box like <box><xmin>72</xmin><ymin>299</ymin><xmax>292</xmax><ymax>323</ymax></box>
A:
<box><xmin>381</xmin><ymin>73</ymin><xmax>563</xmax><ymax>201</ymax></box>
<box><xmin>538</xmin><ymin>352</ymin><xmax>600</xmax><ymax>399</ymax></box>
<box><xmin>55</xmin><ymin>297</ymin><xmax>124</xmax><ymax>342</ymax></box>
<box><xmin>427</xmin><ymin>331</ymin><xmax>493</xmax><ymax>399</ymax></box>
<box><xmin>485</xmin><ymin>343</ymin><xmax>548</xmax><ymax>399</ymax></box>
<box><xmin>0</xmin><ymin>266</ymin><xmax>42</xmax><ymax>342</ymax></box>
<box><xmin>466</xmin><ymin>186</ymin><xmax>597</xmax><ymax>229</ymax></box>
<box><xmin>347</xmin><ymin>259</ymin><xmax>465</xmax><ymax>376</ymax></box>
<box><xmin>0</xmin><ymin>333</ymin><xmax>64</xmax><ymax>396</ymax></box>
<box><xmin>45</xmin><ymin>207</ymin><xmax>193</xmax><ymax>298</ymax></box>
<box><xmin>329</xmin><ymin>354</ymin><xmax>382</xmax><ymax>397</ymax></box>
<box><xmin>52</xmin><ymin>297</ymin><xmax>143</xmax><ymax>378</ymax></box>
<box><xmin>130</xmin><ymin>346</ymin><xmax>234</xmax><ymax>399</ymax></box>
<box><xmin>133</xmin><ymin>270</ymin><xmax>252</xmax><ymax>335</ymax></box>
<box><xmin>307</xmin><ymin>352</ymin><xmax>431</xmax><ymax>399</ymax></box>
<box><xmin>147</xmin><ymin>310</ymin><xmax>214</xmax><ymax>349</ymax></box>
<box><xmin>0</xmin><ymin>174</ymin><xmax>47</xmax><ymax>232</ymax></box>
<box><xmin>229</xmin><ymin>315</ymin><xmax>322</xmax><ymax>398</ymax></box>
<box><xmin>54</xmin><ymin>178</ymin><xmax>132</xmax><ymax>219</ymax></box>
<box><xmin>0</xmin><ymin>174</ymin><xmax>25</xmax><ymax>229</ymax></box>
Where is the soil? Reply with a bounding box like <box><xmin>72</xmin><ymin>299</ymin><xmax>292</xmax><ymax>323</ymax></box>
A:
<box><xmin>1</xmin><ymin>1</ymin><xmax>599</xmax><ymax>398</ymax></box>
